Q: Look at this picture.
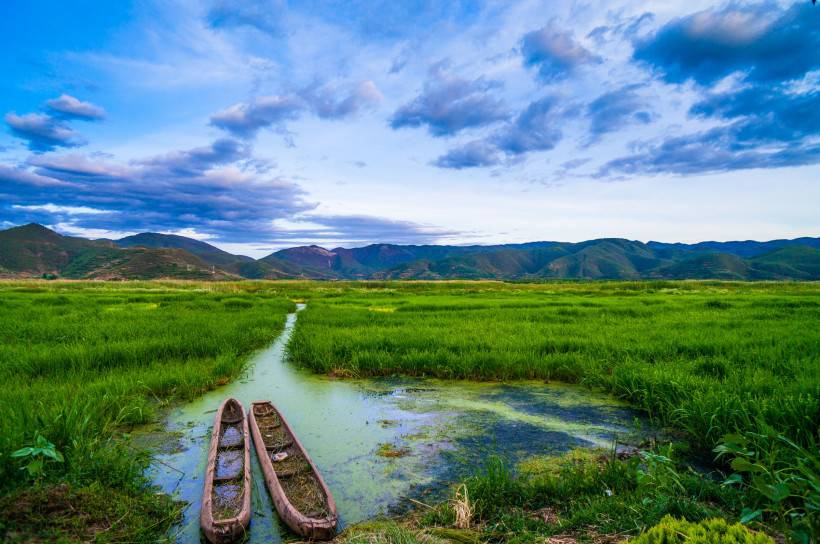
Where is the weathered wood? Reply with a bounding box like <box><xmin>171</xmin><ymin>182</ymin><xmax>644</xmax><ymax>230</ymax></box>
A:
<box><xmin>249</xmin><ymin>400</ymin><xmax>338</xmax><ymax>540</ymax></box>
<box><xmin>200</xmin><ymin>398</ymin><xmax>252</xmax><ymax>543</ymax></box>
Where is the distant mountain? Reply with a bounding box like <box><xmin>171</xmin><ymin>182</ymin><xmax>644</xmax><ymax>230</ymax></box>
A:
<box><xmin>0</xmin><ymin>224</ymin><xmax>237</xmax><ymax>280</ymax></box>
<box><xmin>0</xmin><ymin>223</ymin><xmax>818</xmax><ymax>281</ymax></box>
<box><xmin>115</xmin><ymin>232</ymin><xmax>253</xmax><ymax>275</ymax></box>
<box><xmin>647</xmin><ymin>238</ymin><xmax>820</xmax><ymax>258</ymax></box>
<box><xmin>0</xmin><ymin>223</ymin><xmax>114</xmax><ymax>276</ymax></box>
<box><xmin>267</xmin><ymin>241</ymin><xmax>564</xmax><ymax>279</ymax></box>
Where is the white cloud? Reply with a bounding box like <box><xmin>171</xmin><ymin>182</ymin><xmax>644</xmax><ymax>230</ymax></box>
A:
<box><xmin>12</xmin><ymin>203</ymin><xmax>110</xmax><ymax>215</ymax></box>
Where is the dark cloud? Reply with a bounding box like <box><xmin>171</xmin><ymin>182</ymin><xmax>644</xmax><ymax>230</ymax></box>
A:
<box><xmin>521</xmin><ymin>22</ymin><xmax>598</xmax><ymax>81</ymax></box>
<box><xmin>210</xmin><ymin>81</ymin><xmax>382</xmax><ymax>138</ymax></box>
<box><xmin>0</xmin><ymin>137</ymin><xmax>457</xmax><ymax>245</ymax></box>
<box><xmin>433</xmin><ymin>140</ymin><xmax>500</xmax><ymax>169</ymax></box>
<box><xmin>4</xmin><ymin>112</ymin><xmax>85</xmax><ymax>153</ymax></box>
<box><xmin>0</xmin><ymin>139</ymin><xmax>312</xmax><ymax>242</ymax></box>
<box><xmin>690</xmin><ymin>88</ymin><xmax>820</xmax><ymax>146</ymax></box>
<box><xmin>138</xmin><ymin>138</ymin><xmax>251</xmax><ymax>177</ymax></box>
<box><xmin>586</xmin><ymin>85</ymin><xmax>653</xmax><ymax>139</ymax></box>
<box><xmin>598</xmin><ymin>126</ymin><xmax>820</xmax><ymax>177</ymax></box>
<box><xmin>600</xmin><ymin>88</ymin><xmax>820</xmax><ymax>177</ymax></box>
<box><xmin>434</xmin><ymin>96</ymin><xmax>568</xmax><ymax>169</ymax></box>
<box><xmin>633</xmin><ymin>3</ymin><xmax>819</xmax><ymax>85</ymax></box>
<box><xmin>45</xmin><ymin>94</ymin><xmax>106</xmax><ymax>121</ymax></box>
<box><xmin>5</xmin><ymin>95</ymin><xmax>105</xmax><ymax>153</ymax></box>
<box><xmin>602</xmin><ymin>3</ymin><xmax>820</xmax><ymax>177</ymax></box>
<box><xmin>390</xmin><ymin>61</ymin><xmax>508</xmax><ymax>137</ymax></box>
<box><xmin>493</xmin><ymin>96</ymin><xmax>564</xmax><ymax>155</ymax></box>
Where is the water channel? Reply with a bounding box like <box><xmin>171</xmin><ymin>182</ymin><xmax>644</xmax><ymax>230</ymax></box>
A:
<box><xmin>143</xmin><ymin>304</ymin><xmax>650</xmax><ymax>542</ymax></box>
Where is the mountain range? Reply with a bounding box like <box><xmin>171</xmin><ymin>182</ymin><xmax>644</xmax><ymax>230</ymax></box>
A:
<box><xmin>1</xmin><ymin>223</ymin><xmax>818</xmax><ymax>281</ymax></box>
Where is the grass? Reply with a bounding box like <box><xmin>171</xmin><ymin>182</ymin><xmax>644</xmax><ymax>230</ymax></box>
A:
<box><xmin>286</xmin><ymin>280</ymin><xmax>819</xmax><ymax>539</ymax></box>
<box><xmin>288</xmin><ymin>281</ymin><xmax>819</xmax><ymax>454</ymax></box>
<box><xmin>0</xmin><ymin>279</ymin><xmax>817</xmax><ymax>542</ymax></box>
<box><xmin>0</xmin><ymin>280</ymin><xmax>295</xmax><ymax>542</ymax></box>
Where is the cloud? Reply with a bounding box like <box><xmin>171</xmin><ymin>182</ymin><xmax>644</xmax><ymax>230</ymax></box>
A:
<box><xmin>434</xmin><ymin>96</ymin><xmax>568</xmax><ymax>169</ymax></box>
<box><xmin>587</xmin><ymin>12</ymin><xmax>655</xmax><ymax>44</ymax></box>
<box><xmin>206</xmin><ymin>0</ymin><xmax>285</xmax><ymax>35</ymax></box>
<box><xmin>138</xmin><ymin>138</ymin><xmax>251</xmax><ymax>176</ymax></box>
<box><xmin>0</xmin><ymin>164</ymin><xmax>78</xmax><ymax>187</ymax></box>
<box><xmin>390</xmin><ymin>61</ymin><xmax>508</xmax><ymax>137</ymax></box>
<box><xmin>209</xmin><ymin>95</ymin><xmax>305</xmax><ymax>138</ymax></box>
<box><xmin>271</xmin><ymin>214</ymin><xmax>460</xmax><ymax>246</ymax></box>
<box><xmin>0</xmin><ymin>139</ymin><xmax>312</xmax><ymax>242</ymax></box>
<box><xmin>1</xmin><ymin>135</ymin><xmax>459</xmax><ymax>246</ymax></box>
<box><xmin>5</xmin><ymin>94</ymin><xmax>105</xmax><ymax>152</ymax></box>
<box><xmin>433</xmin><ymin>140</ymin><xmax>500</xmax><ymax>169</ymax></box>
<box><xmin>210</xmin><ymin>80</ymin><xmax>382</xmax><ymax>138</ymax></box>
<box><xmin>4</xmin><ymin>112</ymin><xmax>85</xmax><ymax>153</ymax></box>
<box><xmin>586</xmin><ymin>85</ymin><xmax>653</xmax><ymax>140</ymax></box>
<box><xmin>602</xmin><ymin>3</ymin><xmax>820</xmax><ymax>177</ymax></box>
<box><xmin>633</xmin><ymin>3</ymin><xmax>819</xmax><ymax>85</ymax></box>
<box><xmin>300</xmin><ymin>80</ymin><xmax>382</xmax><ymax>120</ymax></box>
<box><xmin>598</xmin><ymin>126</ymin><xmax>820</xmax><ymax>177</ymax></box>
<box><xmin>690</xmin><ymin>87</ymin><xmax>820</xmax><ymax>146</ymax></box>
<box><xmin>521</xmin><ymin>22</ymin><xmax>598</xmax><ymax>81</ymax></box>
<box><xmin>45</xmin><ymin>94</ymin><xmax>106</xmax><ymax>121</ymax></box>
<box><xmin>492</xmin><ymin>96</ymin><xmax>565</xmax><ymax>155</ymax></box>
<box><xmin>12</xmin><ymin>203</ymin><xmax>108</xmax><ymax>215</ymax></box>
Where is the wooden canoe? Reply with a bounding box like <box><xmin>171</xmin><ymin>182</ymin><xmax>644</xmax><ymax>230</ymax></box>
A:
<box><xmin>249</xmin><ymin>400</ymin><xmax>338</xmax><ymax>540</ymax></box>
<box><xmin>200</xmin><ymin>398</ymin><xmax>252</xmax><ymax>543</ymax></box>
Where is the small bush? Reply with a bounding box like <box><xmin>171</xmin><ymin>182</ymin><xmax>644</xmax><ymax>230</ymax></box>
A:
<box><xmin>633</xmin><ymin>515</ymin><xmax>773</xmax><ymax>544</ymax></box>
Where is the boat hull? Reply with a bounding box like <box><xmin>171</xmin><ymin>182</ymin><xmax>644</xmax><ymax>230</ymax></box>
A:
<box><xmin>249</xmin><ymin>400</ymin><xmax>338</xmax><ymax>540</ymax></box>
<box><xmin>200</xmin><ymin>398</ymin><xmax>252</xmax><ymax>543</ymax></box>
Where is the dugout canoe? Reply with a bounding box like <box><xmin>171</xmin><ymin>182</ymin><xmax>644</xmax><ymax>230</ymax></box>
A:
<box><xmin>249</xmin><ymin>400</ymin><xmax>338</xmax><ymax>540</ymax></box>
<box><xmin>200</xmin><ymin>398</ymin><xmax>252</xmax><ymax>543</ymax></box>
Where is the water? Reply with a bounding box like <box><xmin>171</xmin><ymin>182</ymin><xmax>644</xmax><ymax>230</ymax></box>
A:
<box><xmin>142</xmin><ymin>304</ymin><xmax>650</xmax><ymax>542</ymax></box>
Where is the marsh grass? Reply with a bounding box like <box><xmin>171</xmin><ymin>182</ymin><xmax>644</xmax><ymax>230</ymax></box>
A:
<box><xmin>0</xmin><ymin>281</ymin><xmax>294</xmax><ymax>541</ymax></box>
<box><xmin>1</xmin><ymin>279</ymin><xmax>817</xmax><ymax>541</ymax></box>
<box><xmin>417</xmin><ymin>451</ymin><xmax>739</xmax><ymax>542</ymax></box>
<box><xmin>286</xmin><ymin>281</ymin><xmax>818</xmax><ymax>538</ymax></box>
<box><xmin>288</xmin><ymin>281</ymin><xmax>819</xmax><ymax>456</ymax></box>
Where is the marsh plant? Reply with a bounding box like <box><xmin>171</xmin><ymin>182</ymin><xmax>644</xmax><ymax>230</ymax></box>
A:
<box><xmin>0</xmin><ymin>280</ymin><xmax>817</xmax><ymax>542</ymax></box>
<box><xmin>11</xmin><ymin>432</ymin><xmax>63</xmax><ymax>482</ymax></box>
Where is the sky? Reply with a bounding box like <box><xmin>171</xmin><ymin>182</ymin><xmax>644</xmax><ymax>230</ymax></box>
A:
<box><xmin>0</xmin><ymin>0</ymin><xmax>818</xmax><ymax>258</ymax></box>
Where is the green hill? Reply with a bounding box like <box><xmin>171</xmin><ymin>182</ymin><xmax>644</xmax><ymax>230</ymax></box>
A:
<box><xmin>750</xmin><ymin>246</ymin><xmax>820</xmax><ymax>279</ymax></box>
<box><xmin>0</xmin><ymin>224</ymin><xmax>113</xmax><ymax>276</ymax></box>
<box><xmin>652</xmin><ymin>253</ymin><xmax>752</xmax><ymax>280</ymax></box>
<box><xmin>80</xmin><ymin>247</ymin><xmax>238</xmax><ymax>280</ymax></box>
<box><xmin>0</xmin><ymin>224</ymin><xmax>237</xmax><ymax>280</ymax></box>
<box><xmin>115</xmin><ymin>232</ymin><xmax>254</xmax><ymax>275</ymax></box>
<box><xmin>1</xmin><ymin>224</ymin><xmax>818</xmax><ymax>281</ymax></box>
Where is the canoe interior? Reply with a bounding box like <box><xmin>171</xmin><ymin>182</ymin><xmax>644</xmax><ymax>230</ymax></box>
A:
<box><xmin>211</xmin><ymin>399</ymin><xmax>247</xmax><ymax>521</ymax></box>
<box><xmin>252</xmin><ymin>403</ymin><xmax>333</xmax><ymax>519</ymax></box>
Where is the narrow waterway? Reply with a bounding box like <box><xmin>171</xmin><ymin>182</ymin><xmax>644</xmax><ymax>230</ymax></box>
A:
<box><xmin>143</xmin><ymin>304</ymin><xmax>651</xmax><ymax>542</ymax></box>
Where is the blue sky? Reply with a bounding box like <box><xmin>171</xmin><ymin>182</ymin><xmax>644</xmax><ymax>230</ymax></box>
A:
<box><xmin>1</xmin><ymin>0</ymin><xmax>818</xmax><ymax>257</ymax></box>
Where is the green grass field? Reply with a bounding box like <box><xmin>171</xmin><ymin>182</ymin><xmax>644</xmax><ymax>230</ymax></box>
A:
<box><xmin>289</xmin><ymin>281</ymin><xmax>819</xmax><ymax>453</ymax></box>
<box><xmin>288</xmin><ymin>281</ymin><xmax>818</xmax><ymax>541</ymax></box>
<box><xmin>0</xmin><ymin>280</ymin><xmax>817</xmax><ymax>542</ymax></box>
<box><xmin>0</xmin><ymin>281</ymin><xmax>295</xmax><ymax>542</ymax></box>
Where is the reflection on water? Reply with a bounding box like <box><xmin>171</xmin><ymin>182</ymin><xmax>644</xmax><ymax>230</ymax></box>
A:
<box><xmin>143</xmin><ymin>305</ymin><xmax>650</xmax><ymax>542</ymax></box>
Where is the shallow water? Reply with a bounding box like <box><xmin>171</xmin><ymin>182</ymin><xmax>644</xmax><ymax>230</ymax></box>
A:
<box><xmin>143</xmin><ymin>304</ymin><xmax>650</xmax><ymax>542</ymax></box>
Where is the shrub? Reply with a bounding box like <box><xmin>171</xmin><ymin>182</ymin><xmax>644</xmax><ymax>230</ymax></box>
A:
<box><xmin>633</xmin><ymin>515</ymin><xmax>773</xmax><ymax>544</ymax></box>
